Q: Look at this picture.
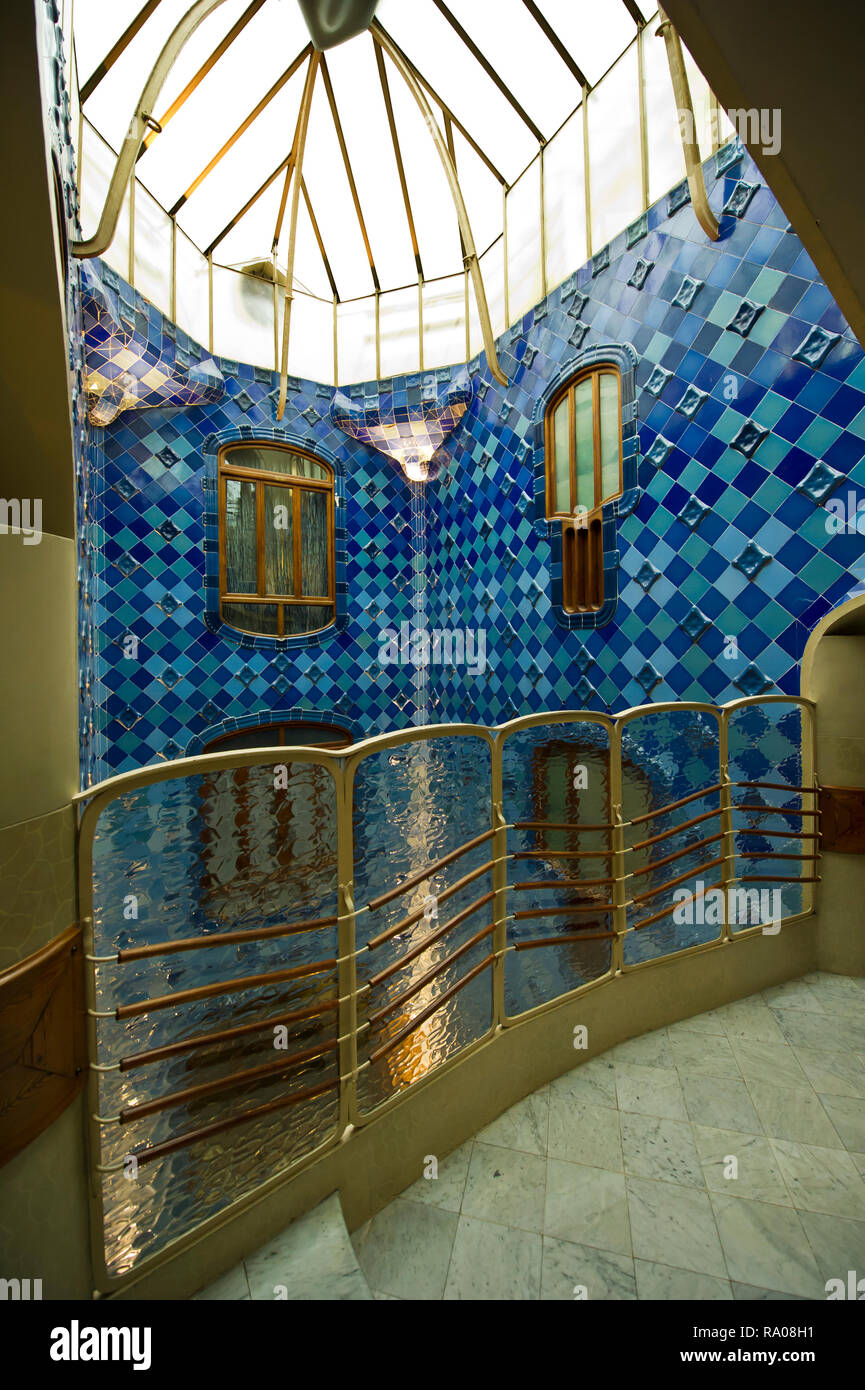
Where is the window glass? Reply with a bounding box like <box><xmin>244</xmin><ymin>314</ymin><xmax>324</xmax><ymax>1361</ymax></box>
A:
<box><xmin>263</xmin><ymin>484</ymin><xmax>294</xmax><ymax>595</ymax></box>
<box><xmin>223</xmin><ymin>478</ymin><xmax>257</xmax><ymax>593</ymax></box>
<box><xmin>599</xmin><ymin>372</ymin><xmax>621</xmax><ymax>502</ymax></box>
<box><xmin>574</xmin><ymin>377</ymin><xmax>594</xmax><ymax>510</ymax></box>
<box><xmin>553</xmin><ymin>395</ymin><xmax>570</xmax><ymax>513</ymax></box>
<box><xmin>300</xmin><ymin>490</ymin><xmax>329</xmax><ymax>597</ymax></box>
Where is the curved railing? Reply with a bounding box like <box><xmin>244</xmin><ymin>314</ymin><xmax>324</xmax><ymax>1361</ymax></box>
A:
<box><xmin>77</xmin><ymin>694</ymin><xmax>818</xmax><ymax>1288</ymax></box>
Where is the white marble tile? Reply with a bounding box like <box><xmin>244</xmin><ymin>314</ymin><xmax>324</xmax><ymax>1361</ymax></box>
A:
<box><xmin>615</xmin><ymin>1062</ymin><xmax>687</xmax><ymax>1122</ymax></box>
<box><xmin>797</xmin><ymin>1209</ymin><xmax>865</xmax><ymax>1284</ymax></box>
<box><xmin>540</xmin><ymin>1236</ymin><xmax>636</xmax><ymax>1300</ymax></box>
<box><xmin>634</xmin><ymin>1259</ymin><xmax>733</xmax><ymax>1301</ymax></box>
<box><xmin>626</xmin><ymin>1176</ymin><xmax>726</xmax><ymax>1278</ymax></box>
<box><xmin>745</xmin><ymin>1079</ymin><xmax>842</xmax><ymax>1147</ymax></box>
<box><xmin>731</xmin><ymin>1283</ymin><xmax>807</xmax><ymax>1300</ymax></box>
<box><xmin>668</xmin><ymin>1030</ymin><xmax>741</xmax><ymax>1080</ymax></box>
<box><xmin>800</xmin><ymin>973</ymin><xmax>865</xmax><ymax>1020</ymax></box>
<box><xmin>770</xmin><ymin>1139</ymin><xmax>865</xmax><ymax>1219</ymax></box>
<box><xmin>477</xmin><ymin>1091</ymin><xmax>548</xmax><ymax>1156</ymax></box>
<box><xmin>772</xmin><ymin>1007</ymin><xmax>859</xmax><ymax>1054</ymax></box>
<box><xmin>400</xmin><ymin>1141</ymin><xmax>473</xmax><ymax>1212</ymax></box>
<box><xmin>711</xmin><ymin>998</ymin><xmax>786</xmax><ymax>1043</ymax></box>
<box><xmin>728</xmin><ymin>1037</ymin><xmax>808</xmax><ymax>1090</ymax></box>
<box><xmin>761</xmin><ymin>980</ymin><xmax>823</xmax><ymax>1013</ymax></box>
<box><xmin>790</xmin><ymin>1046</ymin><xmax>865</xmax><ymax>1099</ymax></box>
<box><xmin>354</xmin><ymin>1198</ymin><xmax>458</xmax><ymax>1300</ymax></box>
<box><xmin>620</xmin><ymin>1111</ymin><xmax>704</xmax><ymax>1189</ymax></box>
<box><xmin>693</xmin><ymin>1124</ymin><xmax>792</xmax><ymax>1206</ymax></box>
<box><xmin>461</xmin><ymin>1141</ymin><xmax>547</xmax><ymax>1233</ymax></box>
<box><xmin>710</xmin><ymin>1193</ymin><xmax>824</xmax><ymax>1297</ymax></box>
<box><xmin>550</xmin><ymin>1056</ymin><xmax>618</xmax><ymax>1109</ymax></box>
<box><xmin>245</xmin><ymin>1194</ymin><xmax>371</xmax><ymax>1301</ymax></box>
<box><xmin>544</xmin><ymin>1159</ymin><xmax>631</xmax><ymax>1256</ymax></box>
<box><xmin>547</xmin><ymin>1094</ymin><xmax>622</xmax><ymax>1171</ymax></box>
<box><xmin>815</xmin><ymin>1092</ymin><xmax>865</xmax><ymax>1153</ymax></box>
<box><xmin>667</xmin><ymin>1010</ymin><xmax>729</xmax><ymax>1038</ymax></box>
<box><xmin>444</xmin><ymin>1217</ymin><xmax>541</xmax><ymax>1300</ymax></box>
<box><xmin>681</xmin><ymin>1075</ymin><xmax>762</xmax><ymax>1134</ymax></box>
<box><xmin>193</xmin><ymin>1264</ymin><xmax>250</xmax><ymax>1300</ymax></box>
<box><xmin>608</xmin><ymin>1028</ymin><xmax>672</xmax><ymax>1070</ymax></box>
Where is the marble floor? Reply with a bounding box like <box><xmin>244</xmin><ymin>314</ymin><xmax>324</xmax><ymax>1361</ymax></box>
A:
<box><xmin>194</xmin><ymin>971</ymin><xmax>865</xmax><ymax>1301</ymax></box>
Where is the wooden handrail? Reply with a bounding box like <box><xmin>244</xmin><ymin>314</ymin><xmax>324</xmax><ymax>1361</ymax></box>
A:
<box><xmin>734</xmin><ymin>805</ymin><xmax>821</xmax><ymax>817</ymax></box>
<box><xmin>117</xmin><ymin>913</ymin><xmax>338</xmax><ymax>962</ymax></box>
<box><xmin>512</xmin><ymin>931</ymin><xmax>615</xmax><ymax>949</ymax></box>
<box><xmin>366</xmin><ymin>829</ymin><xmax>495</xmax><ymax>912</ymax></box>
<box><xmin>368</xmin><ymin>923</ymin><xmax>494</xmax><ymax>1025</ymax></box>
<box><xmin>369</xmin><ymin>956</ymin><xmax>493</xmax><ymax>1063</ymax></box>
<box><xmin>631</xmin><ymin>856</ymin><xmax>725</xmax><ymax>907</ymax></box>
<box><xmin>632</xmin><ymin>806</ymin><xmax>720</xmax><ymax>851</ymax></box>
<box><xmin>515</xmin><ymin>820</ymin><xmax>615</xmax><ymax>832</ymax></box>
<box><xmin>366</xmin><ymin>860</ymin><xmax>494</xmax><ymax>949</ymax></box>
<box><xmin>513</xmin><ymin>904</ymin><xmax>614</xmax><ymax>919</ymax></box>
<box><xmin>115</xmin><ymin>957</ymin><xmax>336</xmax><ymax>1019</ymax></box>
<box><xmin>119</xmin><ymin>998</ymin><xmax>339</xmax><ymax>1072</ymax></box>
<box><xmin>628</xmin><ymin>782</ymin><xmax>722</xmax><ymax>826</ymax></box>
<box><xmin>367</xmin><ymin>891</ymin><xmax>495</xmax><ymax>987</ymax></box>
<box><xmin>630</xmin><ymin>832</ymin><xmax>723</xmax><ymax>877</ymax></box>
<box><xmin>512</xmin><ymin>876</ymin><xmax>614</xmax><ymax>890</ymax></box>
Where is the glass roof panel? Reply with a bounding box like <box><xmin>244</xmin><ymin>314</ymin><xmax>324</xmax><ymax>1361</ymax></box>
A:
<box><xmin>81</xmin><ymin>0</ymin><xmax>191</xmax><ymax>151</ymax></box>
<box><xmin>141</xmin><ymin>0</ymin><xmax>252</xmax><ymax>123</ymax></box>
<box><xmin>375</xmin><ymin>0</ymin><xmax>538</xmax><ymax>182</ymax></box>
<box><xmin>324</xmin><ymin>35</ymin><xmax>418</xmax><ymax>291</ymax></box>
<box><xmin>534</xmin><ymin>0</ymin><xmax>637</xmax><ymax>87</ymax></box>
<box><xmin>447</xmin><ymin>0</ymin><xmax>581</xmax><ymax>140</ymax></box>
<box><xmin>452</xmin><ymin>128</ymin><xmax>502</xmax><ymax>258</ymax></box>
<box><xmin>74</xmin><ymin>0</ymin><xmax>151</xmax><ymax>93</ymax></box>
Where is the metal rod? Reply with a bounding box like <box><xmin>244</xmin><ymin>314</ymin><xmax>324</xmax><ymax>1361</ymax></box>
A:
<box><xmin>119</xmin><ymin>998</ymin><xmax>339</xmax><ymax>1072</ymax></box>
<box><xmin>79</xmin><ymin>0</ymin><xmax>162</xmax><ymax>105</ymax></box>
<box><xmin>367</xmin><ymin>828</ymin><xmax>495</xmax><ymax>912</ymax></box>
<box><xmin>117</xmin><ymin>913</ymin><xmax>337</xmax><ymax>962</ymax></box>
<box><xmin>115</xmin><ymin>956</ymin><xmax>336</xmax><ymax>1019</ymax></box>
<box><xmin>367</xmin><ymin>891</ymin><xmax>496</xmax><ymax>988</ymax></box>
<box><xmin>368</xmin><ymin>923</ymin><xmax>494</xmax><ymax>1025</ymax></box>
<box><xmin>371</xmin><ymin>20</ymin><xmax>508</xmax><ymax>387</ymax></box>
<box><xmin>656</xmin><ymin>7</ymin><xmax>719</xmax><ymax>240</ymax></box>
<box><xmin>74</xmin><ymin>0</ymin><xmax>233</xmax><ymax>257</ymax></box>
<box><xmin>276</xmin><ymin>51</ymin><xmax>321</xmax><ymax>421</ymax></box>
<box><xmin>432</xmin><ymin>1</ymin><xmax>544</xmax><ymax>143</ymax></box>
<box><xmin>629</xmin><ymin>782</ymin><xmax>723</xmax><ymax>824</ymax></box>
<box><xmin>301</xmin><ymin>178</ymin><xmax>339</xmax><ymax>300</ymax></box>
<box><xmin>520</xmin><ymin>0</ymin><xmax>590</xmax><ymax>88</ymax></box>
<box><xmin>369</xmin><ymin>955</ymin><xmax>493</xmax><ymax>1063</ymax></box>
<box><xmin>373</xmin><ymin>37</ymin><xmax>423</xmax><ymax>279</ymax></box>
<box><xmin>319</xmin><ymin>54</ymin><xmax>380</xmax><ymax>292</ymax></box>
<box><xmin>367</xmin><ymin>860</ymin><xmax>495</xmax><ymax>948</ymax></box>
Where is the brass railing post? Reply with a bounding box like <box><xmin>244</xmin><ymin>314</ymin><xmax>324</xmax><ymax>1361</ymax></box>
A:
<box><xmin>490</xmin><ymin>730</ymin><xmax>508</xmax><ymax>1028</ymax></box>
<box><xmin>336</xmin><ymin>759</ymin><xmax>359</xmax><ymax>1132</ymax></box>
<box><xmin>609</xmin><ymin>720</ymin><xmax>627</xmax><ymax>974</ymax></box>
<box><xmin>718</xmin><ymin>711</ymin><xmax>735</xmax><ymax>942</ymax></box>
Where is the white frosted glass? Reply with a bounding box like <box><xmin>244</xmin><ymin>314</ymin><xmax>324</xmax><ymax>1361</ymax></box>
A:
<box><xmin>506</xmin><ymin>156</ymin><xmax>542</xmax><ymax>322</ymax></box>
<box><xmin>337</xmin><ymin>297</ymin><xmax>377</xmax><ymax>385</ymax></box>
<box><xmin>82</xmin><ymin>0</ymin><xmax>189</xmax><ymax>152</ymax></box>
<box><xmin>534</xmin><ymin>0</ymin><xmax>637</xmax><ymax>86</ymax></box>
<box><xmin>287</xmin><ymin>293</ymin><xmax>334</xmax><ymax>385</ymax></box>
<box><xmin>175</xmin><ymin>227</ymin><xmax>209</xmax><ymax>349</ymax></box>
<box><xmin>470</xmin><ymin>239</ymin><xmax>505</xmax><ymax>358</ymax></box>
<box><xmin>386</xmin><ymin>62</ymin><xmax>462</xmax><ymax>282</ymax></box>
<box><xmin>80</xmin><ymin>120</ymin><xmax>131</xmax><ymax>280</ymax></box>
<box><xmin>134</xmin><ymin>183</ymin><xmax>172</xmax><ymax>314</ymax></box>
<box><xmin>423</xmin><ymin>275</ymin><xmax>466</xmax><ymax>370</ymax></box>
<box><xmin>212</xmin><ymin>265</ymin><xmax>274</xmax><ymax>370</ymax></box>
<box><xmin>683</xmin><ymin>45</ymin><xmax>715</xmax><ymax>159</ymax></box>
<box><xmin>543</xmin><ymin>108</ymin><xmax>586</xmax><ymax>294</ymax></box>
<box><xmin>643</xmin><ymin>22</ymin><xmax>686</xmax><ymax>205</ymax></box>
<box><xmin>587</xmin><ymin>44</ymin><xmax>642</xmax><ymax>253</ymax></box>
<box><xmin>453</xmin><ymin>128</ymin><xmax>503</xmax><ymax>259</ymax></box>
<box><xmin>379</xmin><ymin>285</ymin><xmax>420</xmax><ymax>378</ymax></box>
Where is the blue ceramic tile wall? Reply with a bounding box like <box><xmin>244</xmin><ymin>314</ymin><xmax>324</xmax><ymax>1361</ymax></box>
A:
<box><xmin>82</xmin><ymin>140</ymin><xmax>865</xmax><ymax>781</ymax></box>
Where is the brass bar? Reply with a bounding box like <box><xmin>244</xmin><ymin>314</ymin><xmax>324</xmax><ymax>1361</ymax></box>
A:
<box><xmin>367</xmin><ymin>891</ymin><xmax>495</xmax><ymax>987</ymax></box>
<box><xmin>74</xmin><ymin>0</ymin><xmax>234</xmax><ymax>257</ymax></box>
<box><xmin>512</xmin><ymin>877</ymin><xmax>614</xmax><ymax>890</ymax></box>
<box><xmin>632</xmin><ymin>881</ymin><xmax>724</xmax><ymax>933</ymax></box>
<box><xmin>119</xmin><ymin>998</ymin><xmax>339</xmax><ymax>1071</ymax></box>
<box><xmin>515</xmin><ymin>820</ymin><xmax>615</xmax><ymax>832</ymax></box>
<box><xmin>513</xmin><ymin>931</ymin><xmax>615</xmax><ymax>949</ymax></box>
<box><xmin>514</xmin><ymin>849</ymin><xmax>611</xmax><ymax>860</ymax></box>
<box><xmin>656</xmin><ymin>7</ymin><xmax>720</xmax><ymax>240</ymax></box>
<box><xmin>718</xmin><ymin>718</ymin><xmax>735</xmax><ymax>941</ymax></box>
<box><xmin>202</xmin><ymin>152</ymin><xmax>291</xmax><ymax>257</ymax></box>
<box><xmin>369</xmin><ymin>955</ymin><xmax>493</xmax><ymax>1064</ymax></box>
<box><xmin>368</xmin><ymin>923</ymin><xmax>494</xmax><ymax>1025</ymax></box>
<box><xmin>119</xmin><ymin>1040</ymin><xmax>337</xmax><ymax>1123</ymax></box>
<box><xmin>582</xmin><ymin>88</ymin><xmax>592</xmax><ymax>258</ymax></box>
<box><xmin>367</xmin><ymin>828</ymin><xmax>495</xmax><ymax>912</ymax></box>
<box><xmin>631</xmin><ymin>855</ymin><xmax>725</xmax><ymax>906</ymax></box>
<box><xmin>735</xmin><ymin>829</ymin><xmax>821</xmax><ymax>841</ymax></box>
<box><xmin>117</xmin><ymin>913</ymin><xmax>338</xmax><ymax>962</ymax></box>
<box><xmin>301</xmin><ymin>178</ymin><xmax>339</xmax><ymax>300</ymax></box>
<box><xmin>514</xmin><ymin>904</ymin><xmax>614</xmax><ymax>919</ymax></box>
<box><xmin>371</xmin><ymin>20</ymin><xmax>508</xmax><ymax>387</ymax></box>
<box><xmin>373</xmin><ymin>37</ymin><xmax>422</xmax><ymax>277</ymax></box>
<box><xmin>637</xmin><ymin>18</ymin><xmax>649</xmax><ymax>210</ymax></box>
<box><xmin>733</xmin><ymin>781</ymin><xmax>818</xmax><ymax>793</ymax></box>
<box><xmin>276</xmin><ymin>51</ymin><xmax>321</xmax><ymax>421</ymax></box>
<box><xmin>632</xmin><ymin>832</ymin><xmax>723</xmax><ymax>878</ymax></box>
<box><xmin>172</xmin><ymin>44</ymin><xmax>312</xmax><ymax>213</ymax></box>
<box><xmin>734</xmin><ymin>805</ymin><xmax>821</xmax><ymax>817</ymax></box>
<box><xmin>79</xmin><ymin>0</ymin><xmax>161</xmax><ymax>105</ymax></box>
<box><xmin>609</xmin><ymin>720</ymin><xmax>626</xmax><ymax>973</ymax></box>
<box><xmin>632</xmin><ymin>806</ymin><xmax>720</xmax><ymax>850</ymax></box>
<box><xmin>367</xmin><ymin>859</ymin><xmax>495</xmax><ymax>948</ymax></box>
<box><xmin>519</xmin><ymin>0</ymin><xmax>590</xmax><ymax>88</ymax></box>
<box><xmin>735</xmin><ymin>875</ymin><xmax>821</xmax><ymax>885</ymax></box>
<box><xmin>736</xmin><ymin>852</ymin><xmax>821</xmax><ymax>862</ymax></box>
<box><xmin>373</xmin><ymin>23</ymin><xmax>507</xmax><ymax>186</ymax></box>
<box><xmin>131</xmin><ymin>1078</ymin><xmax>339</xmax><ymax>1166</ymax></box>
<box><xmin>622</xmin><ymin>0</ymin><xmax>647</xmax><ymax>27</ymax></box>
<box><xmin>491</xmin><ymin>730</ymin><xmax>508</xmax><ymax>1026</ymax></box>
<box><xmin>319</xmin><ymin>54</ymin><xmax>380</xmax><ymax>291</ymax></box>
<box><xmin>629</xmin><ymin>782</ymin><xmax>723</xmax><ymax>824</ymax></box>
<box><xmin>115</xmin><ymin>956</ymin><xmax>336</xmax><ymax>1019</ymax></box>
<box><xmin>432</xmin><ymin>1</ymin><xmax>545</xmax><ymax>143</ymax></box>
<box><xmin>337</xmin><ymin>758</ymin><xmax>359</xmax><ymax>1133</ymax></box>
<box><xmin>139</xmin><ymin>0</ymin><xmax>266</xmax><ymax>157</ymax></box>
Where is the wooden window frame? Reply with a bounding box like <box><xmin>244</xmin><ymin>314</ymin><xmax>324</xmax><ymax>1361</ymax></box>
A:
<box><xmin>218</xmin><ymin>441</ymin><xmax>336</xmax><ymax>639</ymax></box>
<box><xmin>203</xmin><ymin>720</ymin><xmax>352</xmax><ymax>752</ymax></box>
<box><xmin>544</xmin><ymin>364</ymin><xmax>623</xmax><ymax>615</ymax></box>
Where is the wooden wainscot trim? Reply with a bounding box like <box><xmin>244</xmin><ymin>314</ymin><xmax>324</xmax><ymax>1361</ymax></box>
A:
<box><xmin>0</xmin><ymin>925</ymin><xmax>86</xmax><ymax>1167</ymax></box>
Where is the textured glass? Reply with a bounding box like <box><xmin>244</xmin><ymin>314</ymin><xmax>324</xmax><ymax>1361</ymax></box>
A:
<box><xmin>599</xmin><ymin>372</ymin><xmax>621</xmax><ymax>502</ymax></box>
<box><xmin>727</xmin><ymin>703</ymin><xmax>805</xmax><ymax>926</ymax></box>
<box><xmin>353</xmin><ymin>737</ymin><xmax>494</xmax><ymax>1112</ymax></box>
<box><xmin>300</xmin><ymin>490</ymin><xmax>329</xmax><ymax>598</ymax></box>
<box><xmin>574</xmin><ymin>376</ymin><xmax>595</xmax><ymax>510</ymax></box>
<box><xmin>506</xmin><ymin>156</ymin><xmax>542</xmax><ymax>323</ymax></box>
<box><xmin>91</xmin><ymin>762</ymin><xmax>340</xmax><ymax>1276</ymax></box>
<box><xmin>223</xmin><ymin>478</ymin><xmax>257</xmax><ymax>594</ymax></box>
<box><xmin>587</xmin><ymin>45</ymin><xmax>642</xmax><ymax>252</ymax></box>
<box><xmin>502</xmin><ymin>722</ymin><xmax>612</xmax><ymax>1015</ymax></box>
<box><xmin>263</xmin><ymin>484</ymin><xmax>293</xmax><ymax>597</ymax></box>
<box><xmin>225</xmin><ymin>446</ymin><xmax>327</xmax><ymax>481</ymax></box>
<box><xmin>643</xmin><ymin>22</ymin><xmax>686</xmax><ymax>204</ymax></box>
<box><xmin>283</xmin><ymin>603</ymin><xmax>332</xmax><ymax>636</ymax></box>
<box><xmin>221</xmin><ymin>601</ymin><xmax>278</xmax><ymax>635</ymax></box>
<box><xmin>544</xmin><ymin>108</ymin><xmax>586</xmax><ymax>295</ymax></box>
<box><xmin>622</xmin><ymin>709</ymin><xmax>722</xmax><ymax>964</ymax></box>
<box><xmin>212</xmin><ymin>265</ymin><xmax>274</xmax><ymax>372</ymax></box>
<box><xmin>553</xmin><ymin>396</ymin><xmax>570</xmax><ymax>513</ymax></box>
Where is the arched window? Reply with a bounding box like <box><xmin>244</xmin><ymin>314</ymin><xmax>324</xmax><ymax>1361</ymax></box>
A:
<box><xmin>218</xmin><ymin>441</ymin><xmax>335</xmax><ymax>638</ymax></box>
<box><xmin>545</xmin><ymin>365</ymin><xmax>623</xmax><ymax>613</ymax></box>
